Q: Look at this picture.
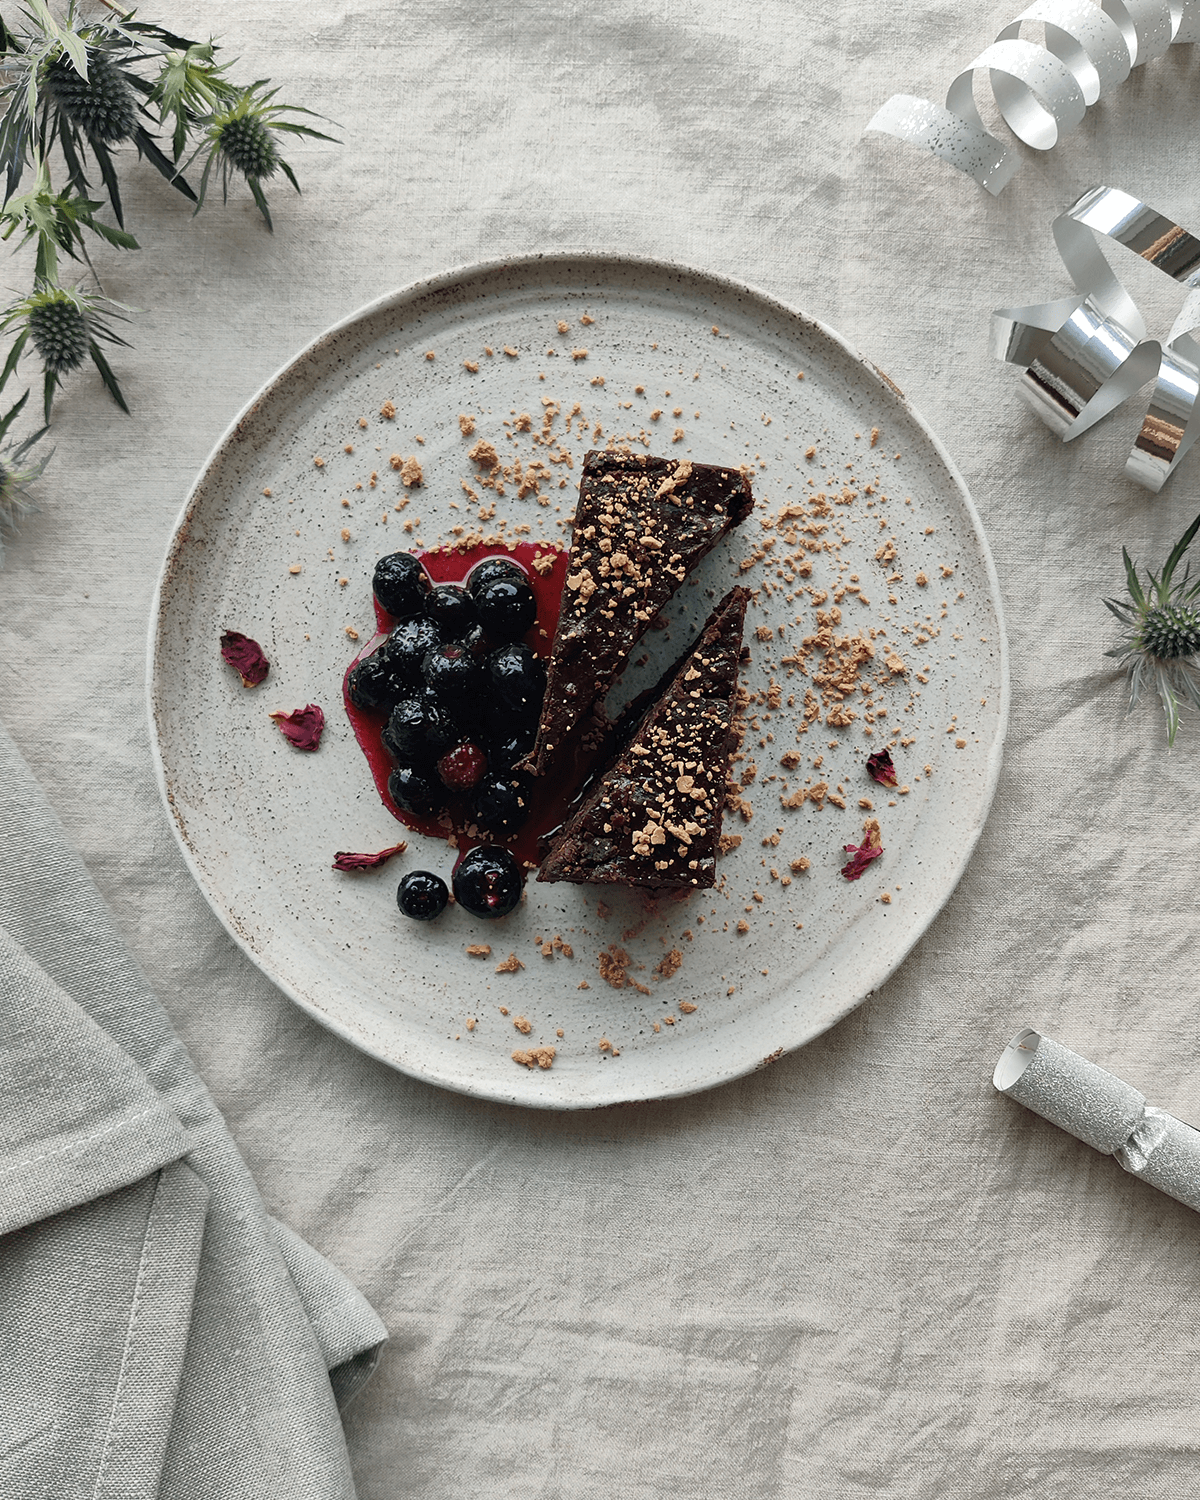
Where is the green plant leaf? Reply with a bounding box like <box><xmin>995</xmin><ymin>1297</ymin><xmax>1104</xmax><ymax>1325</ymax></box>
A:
<box><xmin>0</xmin><ymin>385</ymin><xmax>30</xmax><ymax>442</ymax></box>
<box><xmin>1121</xmin><ymin>547</ymin><xmax>1147</xmax><ymax>610</ymax></box>
<box><xmin>247</xmin><ymin>174</ymin><xmax>272</xmax><ymax>232</ymax></box>
<box><xmin>1158</xmin><ymin>511</ymin><xmax>1200</xmax><ymax>598</ymax></box>
<box><xmin>0</xmin><ymin>328</ymin><xmax>29</xmax><ymax>393</ymax></box>
<box><xmin>41</xmin><ymin>363</ymin><xmax>56</xmax><ymax>424</ymax></box>
<box><xmin>87</xmin><ymin>336</ymin><xmax>129</xmax><ymax>412</ymax></box>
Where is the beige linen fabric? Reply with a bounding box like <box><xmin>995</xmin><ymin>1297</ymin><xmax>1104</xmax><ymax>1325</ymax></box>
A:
<box><xmin>2</xmin><ymin>1</ymin><xmax>1199</xmax><ymax>1495</ymax></box>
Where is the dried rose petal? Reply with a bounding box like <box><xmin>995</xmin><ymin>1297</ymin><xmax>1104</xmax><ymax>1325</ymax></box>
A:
<box><xmin>841</xmin><ymin>818</ymin><xmax>883</xmax><ymax>881</ymax></box>
<box><xmin>220</xmin><ymin>631</ymin><xmax>270</xmax><ymax>688</ymax></box>
<box><xmin>269</xmin><ymin>703</ymin><xmax>325</xmax><ymax>751</ymax></box>
<box><xmin>866</xmin><ymin>749</ymin><xmax>898</xmax><ymax>788</ymax></box>
<box><xmin>332</xmin><ymin>842</ymin><xmax>408</xmax><ymax>871</ymax></box>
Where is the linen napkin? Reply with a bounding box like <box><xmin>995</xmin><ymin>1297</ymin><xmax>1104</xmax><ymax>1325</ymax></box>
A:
<box><xmin>0</xmin><ymin>718</ymin><xmax>386</xmax><ymax>1500</ymax></box>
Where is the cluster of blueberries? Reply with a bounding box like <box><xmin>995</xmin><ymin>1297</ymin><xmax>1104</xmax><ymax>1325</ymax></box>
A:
<box><xmin>347</xmin><ymin>551</ymin><xmax>543</xmax><ymax>922</ymax></box>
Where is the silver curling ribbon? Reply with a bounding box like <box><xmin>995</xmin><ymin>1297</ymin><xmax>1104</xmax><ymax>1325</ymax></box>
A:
<box><xmin>993</xmin><ymin>186</ymin><xmax>1200</xmax><ymax>490</ymax></box>
<box><xmin>995</xmin><ymin>1028</ymin><xmax>1200</xmax><ymax>1214</ymax></box>
<box><xmin>865</xmin><ymin>0</ymin><xmax>1193</xmax><ymax>194</ymax></box>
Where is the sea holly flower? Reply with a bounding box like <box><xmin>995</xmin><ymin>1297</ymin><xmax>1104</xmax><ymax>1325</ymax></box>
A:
<box><xmin>841</xmin><ymin>818</ymin><xmax>883</xmax><ymax>881</ymax></box>
<box><xmin>0</xmin><ymin>388</ymin><xmax>48</xmax><ymax>566</ymax></box>
<box><xmin>269</xmin><ymin>703</ymin><xmax>325</xmax><ymax>751</ymax></box>
<box><xmin>1104</xmin><ymin>512</ymin><xmax>1200</xmax><ymax>748</ymax></box>
<box><xmin>189</xmin><ymin>81</ymin><xmax>337</xmax><ymax>232</ymax></box>
<box><xmin>866</xmin><ymin>748</ymin><xmax>898</xmax><ymax>787</ymax></box>
<box><xmin>0</xmin><ymin>281</ymin><xmax>131</xmax><ymax>421</ymax></box>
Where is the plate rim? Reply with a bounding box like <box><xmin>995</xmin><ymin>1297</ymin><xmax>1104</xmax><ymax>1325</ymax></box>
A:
<box><xmin>145</xmin><ymin>250</ymin><xmax>1010</xmax><ymax>1110</ymax></box>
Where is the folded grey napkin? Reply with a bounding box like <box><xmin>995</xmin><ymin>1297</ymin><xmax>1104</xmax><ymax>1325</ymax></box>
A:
<box><xmin>0</xmin><ymin>720</ymin><xmax>386</xmax><ymax>1500</ymax></box>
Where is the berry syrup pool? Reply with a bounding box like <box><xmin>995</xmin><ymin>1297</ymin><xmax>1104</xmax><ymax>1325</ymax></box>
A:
<box><xmin>342</xmin><ymin>541</ymin><xmax>574</xmax><ymax>867</ymax></box>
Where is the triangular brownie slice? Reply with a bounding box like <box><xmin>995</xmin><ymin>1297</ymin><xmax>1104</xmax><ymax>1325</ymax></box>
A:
<box><xmin>523</xmin><ymin>450</ymin><xmax>752</xmax><ymax>776</ymax></box>
<box><xmin>537</xmin><ymin>586</ymin><xmax>749</xmax><ymax>890</ymax></box>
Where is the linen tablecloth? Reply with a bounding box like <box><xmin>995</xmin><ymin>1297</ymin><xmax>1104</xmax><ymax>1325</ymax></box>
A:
<box><xmin>2</xmin><ymin>2</ymin><xmax>1199</xmax><ymax>1495</ymax></box>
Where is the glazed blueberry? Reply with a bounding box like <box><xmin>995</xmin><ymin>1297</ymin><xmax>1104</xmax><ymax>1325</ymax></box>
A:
<box><xmin>473</xmin><ymin>576</ymin><xmax>537</xmax><ymax>642</ymax></box>
<box><xmin>452</xmin><ymin>845</ymin><xmax>524</xmax><ymax>919</ymax></box>
<box><xmin>373</xmin><ymin>552</ymin><xmax>431</xmax><ymax>619</ymax></box>
<box><xmin>382</xmin><ymin>696</ymin><xmax>461</xmax><ymax>764</ymax></box>
<box><xmin>437</xmin><ymin>741</ymin><xmax>488</xmax><ymax>791</ymax></box>
<box><xmin>467</xmin><ymin>556</ymin><xmax>526</xmax><ymax>597</ymax></box>
<box><xmin>425</xmin><ymin>583</ymin><xmax>477</xmax><ymax>639</ymax></box>
<box><xmin>486</xmin><ymin>644</ymin><xmax>546</xmax><ymax>716</ymax></box>
<box><xmin>423</xmin><ymin>642</ymin><xmax>484</xmax><ymax>711</ymax></box>
<box><xmin>397</xmin><ymin>871</ymin><xmax>449</xmax><ymax>921</ymax></box>
<box><xmin>379</xmin><ymin>616</ymin><xmax>442</xmax><ymax>693</ymax></box>
<box><xmin>346</xmin><ymin>652</ymin><xmax>397</xmax><ymax>712</ymax></box>
<box><xmin>472</xmin><ymin>770</ymin><xmax>533</xmax><ymax>836</ymax></box>
<box><xmin>387</xmin><ymin>765</ymin><xmax>445</xmax><ymax>817</ymax></box>
<box><xmin>485</xmin><ymin>719</ymin><xmax>537</xmax><ymax>771</ymax></box>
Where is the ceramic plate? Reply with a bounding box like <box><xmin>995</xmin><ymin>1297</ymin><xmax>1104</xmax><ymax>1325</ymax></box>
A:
<box><xmin>147</xmin><ymin>255</ymin><xmax>1008</xmax><ymax>1109</ymax></box>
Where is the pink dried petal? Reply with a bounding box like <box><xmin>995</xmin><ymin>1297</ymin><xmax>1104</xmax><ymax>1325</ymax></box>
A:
<box><xmin>841</xmin><ymin>818</ymin><xmax>883</xmax><ymax>881</ymax></box>
<box><xmin>220</xmin><ymin>631</ymin><xmax>270</xmax><ymax>688</ymax></box>
<box><xmin>332</xmin><ymin>842</ymin><xmax>408</xmax><ymax>871</ymax></box>
<box><xmin>866</xmin><ymin>749</ymin><xmax>898</xmax><ymax>788</ymax></box>
<box><xmin>269</xmin><ymin>703</ymin><xmax>325</xmax><ymax>751</ymax></box>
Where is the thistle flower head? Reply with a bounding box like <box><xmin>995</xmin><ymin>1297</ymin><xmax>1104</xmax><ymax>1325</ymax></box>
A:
<box><xmin>0</xmin><ymin>283</ymin><xmax>132</xmax><ymax>422</ymax></box>
<box><xmin>26</xmin><ymin>287</ymin><xmax>89</xmax><ymax>374</ymax></box>
<box><xmin>212</xmin><ymin>102</ymin><xmax>279</xmax><ymax>182</ymax></box>
<box><xmin>1105</xmin><ymin>512</ymin><xmax>1200</xmax><ymax>747</ymax></box>
<box><xmin>44</xmin><ymin>47</ymin><xmax>137</xmax><ymax>145</ymax></box>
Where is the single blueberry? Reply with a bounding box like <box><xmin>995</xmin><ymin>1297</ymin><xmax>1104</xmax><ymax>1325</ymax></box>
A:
<box><xmin>425</xmin><ymin>583</ymin><xmax>478</xmax><ymax>639</ymax></box>
<box><xmin>346</xmin><ymin>652</ymin><xmax>398</xmax><ymax>712</ymax></box>
<box><xmin>397</xmin><ymin>871</ymin><xmax>449</xmax><ymax>921</ymax></box>
<box><xmin>387</xmin><ymin>765</ymin><xmax>446</xmax><ymax>817</ymax></box>
<box><xmin>423</xmin><ymin>642</ymin><xmax>484</xmax><ymax>711</ymax></box>
<box><xmin>466</xmin><ymin>556</ymin><xmax>526</xmax><ymax>598</ymax></box>
<box><xmin>382</xmin><ymin>697</ymin><xmax>461</xmax><ymax>764</ymax></box>
<box><xmin>373</xmin><ymin>552</ymin><xmax>431</xmax><ymax>619</ymax></box>
<box><xmin>487</xmin><ymin>644</ymin><xmax>547</xmax><ymax>716</ymax></box>
<box><xmin>485</xmin><ymin>719</ymin><xmax>538</xmax><ymax>771</ymax></box>
<box><xmin>379</xmin><ymin>616</ymin><xmax>442</xmax><ymax>694</ymax></box>
<box><xmin>473</xmin><ymin>770</ymin><xmax>534</xmax><ymax>836</ymax></box>
<box><xmin>452</xmin><ymin>845</ymin><xmax>524</xmax><ymax>919</ymax></box>
<box><xmin>474</xmin><ymin>576</ymin><xmax>538</xmax><ymax>642</ymax></box>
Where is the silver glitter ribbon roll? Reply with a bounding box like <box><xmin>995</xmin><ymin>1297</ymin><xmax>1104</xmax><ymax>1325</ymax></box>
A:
<box><xmin>994</xmin><ymin>1028</ymin><xmax>1200</xmax><ymax>1213</ymax></box>
<box><xmin>991</xmin><ymin>185</ymin><xmax>1200</xmax><ymax>491</ymax></box>
<box><xmin>866</xmin><ymin>1</ymin><xmax>1200</xmax><ymax>195</ymax></box>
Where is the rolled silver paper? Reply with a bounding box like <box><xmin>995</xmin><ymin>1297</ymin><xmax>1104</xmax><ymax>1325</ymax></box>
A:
<box><xmin>992</xmin><ymin>186</ymin><xmax>1200</xmax><ymax>492</ymax></box>
<box><xmin>994</xmin><ymin>1028</ymin><xmax>1200</xmax><ymax>1214</ymax></box>
<box><xmin>865</xmin><ymin>0</ymin><xmax>1200</xmax><ymax>196</ymax></box>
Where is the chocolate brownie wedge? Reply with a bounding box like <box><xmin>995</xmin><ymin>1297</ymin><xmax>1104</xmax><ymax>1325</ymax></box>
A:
<box><xmin>523</xmin><ymin>450</ymin><xmax>752</xmax><ymax>776</ymax></box>
<box><xmin>537</xmin><ymin>586</ymin><xmax>749</xmax><ymax>890</ymax></box>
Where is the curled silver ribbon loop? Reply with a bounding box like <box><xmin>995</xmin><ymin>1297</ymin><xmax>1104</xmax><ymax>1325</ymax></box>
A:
<box><xmin>866</xmin><ymin>0</ymin><xmax>1198</xmax><ymax>194</ymax></box>
<box><xmin>993</xmin><ymin>186</ymin><xmax>1200</xmax><ymax>491</ymax></box>
<box><xmin>995</xmin><ymin>1028</ymin><xmax>1200</xmax><ymax>1215</ymax></box>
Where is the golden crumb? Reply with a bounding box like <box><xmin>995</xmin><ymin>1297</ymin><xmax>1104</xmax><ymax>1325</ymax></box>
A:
<box><xmin>679</xmin><ymin>1001</ymin><xmax>698</xmax><ymax>1014</ymax></box>
<box><xmin>288</xmin><ymin>564</ymin><xmax>301</xmax><ymax>575</ymax></box>
<box><xmin>313</xmin><ymin>456</ymin><xmax>325</xmax><ymax>468</ymax></box>
<box><xmin>672</xmin><ymin>427</ymin><xmax>685</xmax><ymax>443</ymax></box>
<box><xmin>578</xmin><ymin>981</ymin><xmax>590</xmax><ymax>990</ymax></box>
<box><xmin>463</xmin><ymin>360</ymin><xmax>479</xmax><ymax>373</ymax></box>
<box><xmin>399</xmin><ymin>455</ymin><xmax>423</xmax><ymax>487</ymax></box>
<box><xmin>736</xmin><ymin>919</ymin><xmax>750</xmax><ymax>934</ymax></box>
<box><xmin>955</xmin><ymin>738</ymin><xmax>967</xmax><ymax>748</ymax></box>
<box><xmin>717</xmin><ymin>833</ymin><xmax>742</xmax><ymax>855</ymax></box>
<box><xmin>513</xmin><ymin>1015</ymin><xmax>532</xmax><ymax>1035</ymax></box>
<box><xmin>340</xmin><ymin>527</ymin><xmax>351</xmax><ymax>542</ymax></box>
<box><xmin>425</xmin><ymin>350</ymin><xmax>435</xmax><ymax>360</ymax></box>
<box><xmin>466</xmin><ymin>1017</ymin><xmax>476</xmax><ymax>1030</ymax></box>
<box><xmin>465</xmin><ymin>944</ymin><xmax>491</xmax><ymax>957</ymax></box>
<box><xmin>380</xmin><ymin>400</ymin><xmax>396</xmax><ymax>419</ymax></box>
<box><xmin>590</xmin><ymin>375</ymin><xmax>605</xmax><ymax>386</ymax></box>
<box><xmin>805</xmin><ymin>445</ymin><xmax>816</xmax><ymax>458</ymax></box>
<box><xmin>880</xmin><ymin>892</ymin><xmax>891</xmax><ymax>904</ymax></box>
<box><xmin>557</xmin><ymin>320</ymin><xmax>569</xmax><ymax>333</ymax></box>
<box><xmin>571</xmin><ymin>348</ymin><xmax>588</xmax><ymax>360</ymax></box>
<box><xmin>344</xmin><ymin>626</ymin><xmax>359</xmax><ymax>640</ymax></box>
<box><xmin>495</xmin><ymin>953</ymin><xmax>524</xmax><ymax>974</ymax></box>
<box><xmin>650</xmin><ymin>408</ymin><xmax>662</xmax><ymax>421</ymax></box>
<box><xmin>262</xmin><ymin>487</ymin><xmax>272</xmax><ymax>497</ymax></box>
<box><xmin>458</xmin><ymin>413</ymin><xmax>476</xmax><ymax>436</ymax></box>
<box><xmin>468</xmin><ymin>438</ymin><xmax>499</xmax><ymax>470</ymax></box>
<box><xmin>790</xmin><ymin>857</ymin><xmax>811</xmax><ymax>873</ymax></box>
<box><xmin>556</xmin><ymin>1029</ymin><xmax>564</xmax><ymax>1038</ymax></box>
<box><xmin>580</xmin><ymin>314</ymin><xmax>594</xmax><ymax>324</ymax></box>
<box><xmin>655</xmin><ymin>948</ymin><xmax>683</xmax><ymax>980</ymax></box>
<box><xmin>338</xmin><ymin>577</ymin><xmax>348</xmax><ymax>587</ymax></box>
<box><xmin>502</xmin><ymin>346</ymin><xmax>517</xmax><ymax>357</ymax></box>
<box><xmin>915</xmin><ymin>571</ymin><xmax>928</xmax><ymax>587</ymax></box>
<box><xmin>512</xmin><ymin>1047</ymin><xmax>556</xmax><ymax>1070</ymax></box>
<box><xmin>859</xmin><ymin>797</ymin><xmax>873</xmax><ymax>809</ymax></box>
<box><xmin>499</xmin><ymin>1006</ymin><xmax>509</xmax><ymax>1015</ymax></box>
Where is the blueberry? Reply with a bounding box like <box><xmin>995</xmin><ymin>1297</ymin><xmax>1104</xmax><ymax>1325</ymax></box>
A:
<box><xmin>487</xmin><ymin>644</ymin><xmax>547</xmax><ymax>716</ymax></box>
<box><xmin>473</xmin><ymin>770</ymin><xmax>534</xmax><ymax>836</ymax></box>
<box><xmin>425</xmin><ymin>583</ymin><xmax>477</xmax><ymax>639</ymax></box>
<box><xmin>387</xmin><ymin>765</ymin><xmax>445</xmax><ymax>817</ymax></box>
<box><xmin>373</xmin><ymin>552</ymin><xmax>431</xmax><ymax>619</ymax></box>
<box><xmin>379</xmin><ymin>616</ymin><xmax>442</xmax><ymax>693</ymax></box>
<box><xmin>467</xmin><ymin>556</ymin><xmax>527</xmax><ymax>597</ymax></box>
<box><xmin>486</xmin><ymin>719</ymin><xmax>537</xmax><ymax>771</ymax></box>
<box><xmin>474</xmin><ymin>576</ymin><xmax>537</xmax><ymax>642</ymax></box>
<box><xmin>382</xmin><ymin>696</ymin><xmax>461</xmax><ymax>764</ymax></box>
<box><xmin>346</xmin><ymin>652</ymin><xmax>397</xmax><ymax>712</ymax></box>
<box><xmin>423</xmin><ymin>642</ymin><xmax>484</xmax><ymax>711</ymax></box>
<box><xmin>397</xmin><ymin>871</ymin><xmax>449</xmax><ymax>921</ymax></box>
<box><xmin>453</xmin><ymin>845</ymin><xmax>524</xmax><ymax>919</ymax></box>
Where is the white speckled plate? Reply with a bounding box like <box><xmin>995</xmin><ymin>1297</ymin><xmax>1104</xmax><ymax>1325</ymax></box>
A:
<box><xmin>147</xmin><ymin>254</ymin><xmax>1008</xmax><ymax>1109</ymax></box>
